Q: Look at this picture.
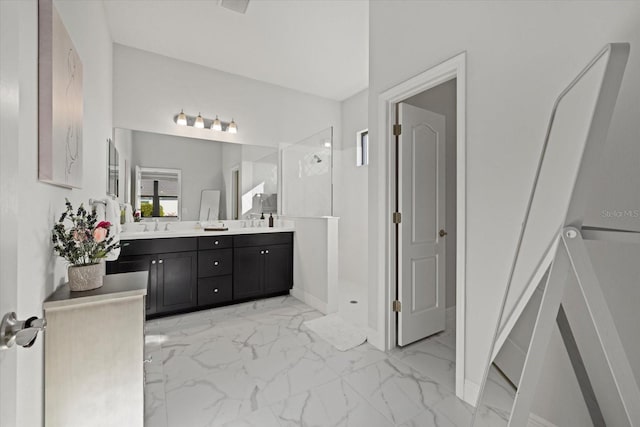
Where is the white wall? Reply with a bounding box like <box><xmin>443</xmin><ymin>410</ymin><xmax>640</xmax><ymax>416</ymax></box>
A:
<box><xmin>281</xmin><ymin>127</ymin><xmax>334</xmax><ymax>217</ymax></box>
<box><xmin>113</xmin><ymin>44</ymin><xmax>341</xmax><ymax>150</ymax></box>
<box><xmin>335</xmin><ymin>90</ymin><xmax>369</xmax><ymax>299</ymax></box>
<box><xmin>368</xmin><ymin>0</ymin><xmax>640</xmax><ymax>412</ymax></box>
<box><xmin>0</xmin><ymin>1</ymin><xmax>113</xmax><ymax>424</ymax></box>
<box><xmin>404</xmin><ymin>80</ymin><xmax>457</xmax><ymax>308</ymax></box>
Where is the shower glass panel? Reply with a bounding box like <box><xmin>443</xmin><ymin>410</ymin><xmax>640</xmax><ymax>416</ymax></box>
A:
<box><xmin>281</xmin><ymin>127</ymin><xmax>333</xmax><ymax>217</ymax></box>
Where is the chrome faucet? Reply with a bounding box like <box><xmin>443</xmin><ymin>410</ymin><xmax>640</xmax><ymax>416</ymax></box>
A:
<box><xmin>165</xmin><ymin>222</ymin><xmax>172</xmax><ymax>231</ymax></box>
<box><xmin>154</xmin><ymin>219</ymin><xmax>160</xmax><ymax>232</ymax></box>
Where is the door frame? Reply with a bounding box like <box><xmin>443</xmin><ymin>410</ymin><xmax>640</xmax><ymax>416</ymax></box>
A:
<box><xmin>378</xmin><ymin>52</ymin><xmax>467</xmax><ymax>400</ymax></box>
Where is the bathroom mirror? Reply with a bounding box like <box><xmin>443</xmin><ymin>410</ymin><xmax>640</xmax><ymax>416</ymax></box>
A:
<box><xmin>113</xmin><ymin>128</ymin><xmax>278</xmax><ymax>221</ymax></box>
<box><xmin>473</xmin><ymin>44</ymin><xmax>629</xmax><ymax>426</ymax></box>
<box><xmin>106</xmin><ymin>138</ymin><xmax>119</xmax><ymax>198</ymax></box>
<box><xmin>135</xmin><ymin>166</ymin><xmax>181</xmax><ymax>219</ymax></box>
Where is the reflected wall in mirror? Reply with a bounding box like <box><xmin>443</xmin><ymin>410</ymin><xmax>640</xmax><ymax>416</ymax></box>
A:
<box><xmin>135</xmin><ymin>166</ymin><xmax>181</xmax><ymax>219</ymax></box>
<box><xmin>473</xmin><ymin>44</ymin><xmax>633</xmax><ymax>427</ymax></box>
<box><xmin>113</xmin><ymin>128</ymin><xmax>278</xmax><ymax>221</ymax></box>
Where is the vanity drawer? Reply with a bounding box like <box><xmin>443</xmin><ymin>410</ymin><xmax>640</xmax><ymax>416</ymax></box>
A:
<box><xmin>198</xmin><ymin>276</ymin><xmax>232</xmax><ymax>306</ymax></box>
<box><xmin>120</xmin><ymin>237</ymin><xmax>197</xmax><ymax>256</ymax></box>
<box><xmin>198</xmin><ymin>236</ymin><xmax>233</xmax><ymax>250</ymax></box>
<box><xmin>198</xmin><ymin>249</ymin><xmax>232</xmax><ymax>277</ymax></box>
<box><xmin>233</xmin><ymin>232</ymin><xmax>293</xmax><ymax>248</ymax></box>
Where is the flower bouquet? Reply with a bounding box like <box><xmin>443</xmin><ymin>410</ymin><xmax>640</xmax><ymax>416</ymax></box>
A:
<box><xmin>52</xmin><ymin>199</ymin><xmax>120</xmax><ymax>291</ymax></box>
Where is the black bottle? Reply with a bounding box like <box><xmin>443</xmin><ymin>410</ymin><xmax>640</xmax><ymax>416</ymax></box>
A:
<box><xmin>268</xmin><ymin>213</ymin><xmax>274</xmax><ymax>228</ymax></box>
<box><xmin>260</xmin><ymin>212</ymin><xmax>265</xmax><ymax>220</ymax></box>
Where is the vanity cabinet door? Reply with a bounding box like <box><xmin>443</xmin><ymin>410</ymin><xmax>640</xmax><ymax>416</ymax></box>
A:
<box><xmin>233</xmin><ymin>247</ymin><xmax>264</xmax><ymax>299</ymax></box>
<box><xmin>107</xmin><ymin>255</ymin><xmax>157</xmax><ymax>315</ymax></box>
<box><xmin>156</xmin><ymin>251</ymin><xmax>198</xmax><ymax>314</ymax></box>
<box><xmin>263</xmin><ymin>244</ymin><xmax>293</xmax><ymax>294</ymax></box>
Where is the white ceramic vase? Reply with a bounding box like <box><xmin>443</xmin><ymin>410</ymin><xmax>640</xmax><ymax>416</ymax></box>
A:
<box><xmin>68</xmin><ymin>262</ymin><xmax>105</xmax><ymax>292</ymax></box>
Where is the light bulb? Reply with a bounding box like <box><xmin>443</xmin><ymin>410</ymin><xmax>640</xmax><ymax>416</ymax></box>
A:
<box><xmin>227</xmin><ymin>119</ymin><xmax>237</xmax><ymax>134</ymax></box>
<box><xmin>211</xmin><ymin>115</ymin><xmax>222</xmax><ymax>131</ymax></box>
<box><xmin>176</xmin><ymin>109</ymin><xmax>187</xmax><ymax>126</ymax></box>
<box><xmin>194</xmin><ymin>113</ymin><xmax>205</xmax><ymax>129</ymax></box>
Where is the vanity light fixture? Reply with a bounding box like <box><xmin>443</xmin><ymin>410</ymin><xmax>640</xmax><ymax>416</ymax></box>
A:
<box><xmin>173</xmin><ymin>111</ymin><xmax>238</xmax><ymax>133</ymax></box>
<box><xmin>176</xmin><ymin>109</ymin><xmax>188</xmax><ymax>126</ymax></box>
<box><xmin>228</xmin><ymin>119</ymin><xmax>238</xmax><ymax>134</ymax></box>
<box><xmin>194</xmin><ymin>113</ymin><xmax>205</xmax><ymax>129</ymax></box>
<box><xmin>211</xmin><ymin>115</ymin><xmax>222</xmax><ymax>131</ymax></box>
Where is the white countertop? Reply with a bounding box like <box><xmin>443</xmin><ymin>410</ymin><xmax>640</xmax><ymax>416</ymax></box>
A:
<box><xmin>120</xmin><ymin>226</ymin><xmax>295</xmax><ymax>240</ymax></box>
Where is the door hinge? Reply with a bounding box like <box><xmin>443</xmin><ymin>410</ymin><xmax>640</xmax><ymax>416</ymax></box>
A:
<box><xmin>393</xmin><ymin>124</ymin><xmax>402</xmax><ymax>136</ymax></box>
<box><xmin>392</xmin><ymin>212</ymin><xmax>402</xmax><ymax>224</ymax></box>
<box><xmin>392</xmin><ymin>300</ymin><xmax>402</xmax><ymax>312</ymax></box>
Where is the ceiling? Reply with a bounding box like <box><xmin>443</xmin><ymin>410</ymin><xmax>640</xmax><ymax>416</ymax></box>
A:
<box><xmin>102</xmin><ymin>0</ymin><xmax>369</xmax><ymax>101</ymax></box>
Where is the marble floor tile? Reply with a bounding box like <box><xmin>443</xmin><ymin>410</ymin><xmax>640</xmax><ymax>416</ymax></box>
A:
<box><xmin>391</xmin><ymin>338</ymin><xmax>456</xmax><ymax>392</ymax></box>
<box><xmin>398</xmin><ymin>407</ymin><xmax>458</xmax><ymax>427</ymax></box>
<box><xmin>147</xmin><ymin>295</ymin><xmax>517</xmax><ymax>427</ymax></box>
<box><xmin>343</xmin><ymin>358</ymin><xmax>453</xmax><ymax>425</ymax></box>
<box><xmin>221</xmin><ymin>407</ymin><xmax>282</xmax><ymax>427</ymax></box>
<box><xmin>271</xmin><ymin>378</ymin><xmax>394</xmax><ymax>427</ymax></box>
<box><xmin>432</xmin><ymin>394</ymin><xmax>475</xmax><ymax>426</ymax></box>
<box><xmin>243</xmin><ymin>344</ymin><xmax>339</xmax><ymax>405</ymax></box>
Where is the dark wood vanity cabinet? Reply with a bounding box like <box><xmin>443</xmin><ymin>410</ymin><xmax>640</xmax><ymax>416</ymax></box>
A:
<box><xmin>107</xmin><ymin>232</ymin><xmax>293</xmax><ymax>318</ymax></box>
<box><xmin>107</xmin><ymin>237</ymin><xmax>198</xmax><ymax>317</ymax></box>
<box><xmin>155</xmin><ymin>251</ymin><xmax>198</xmax><ymax>313</ymax></box>
<box><xmin>233</xmin><ymin>233</ymin><xmax>294</xmax><ymax>300</ymax></box>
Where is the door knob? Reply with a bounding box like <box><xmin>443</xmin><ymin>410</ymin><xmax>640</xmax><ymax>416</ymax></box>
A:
<box><xmin>1</xmin><ymin>312</ymin><xmax>47</xmax><ymax>349</ymax></box>
<box><xmin>214</xmin><ymin>261</ymin><xmax>219</xmax><ymax>266</ymax></box>
<box><xmin>439</xmin><ymin>229</ymin><xmax>448</xmax><ymax>237</ymax></box>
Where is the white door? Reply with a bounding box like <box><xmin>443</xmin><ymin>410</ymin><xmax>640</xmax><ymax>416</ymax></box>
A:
<box><xmin>397</xmin><ymin>103</ymin><xmax>447</xmax><ymax>346</ymax></box>
<box><xmin>1</xmin><ymin>1</ymin><xmax>20</xmax><ymax>423</ymax></box>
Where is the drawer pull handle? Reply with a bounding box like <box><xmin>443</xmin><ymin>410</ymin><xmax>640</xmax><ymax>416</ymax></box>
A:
<box><xmin>151</xmin><ymin>260</ymin><xmax>156</xmax><ymax>265</ymax></box>
<box><xmin>122</xmin><ymin>242</ymin><xmax>130</xmax><ymax>247</ymax></box>
<box><xmin>213</xmin><ymin>288</ymin><xmax>219</xmax><ymax>293</ymax></box>
<box><xmin>214</xmin><ymin>261</ymin><xmax>219</xmax><ymax>266</ymax></box>
<box><xmin>261</xmin><ymin>250</ymin><xmax>265</xmax><ymax>254</ymax></box>
<box><xmin>214</xmin><ymin>241</ymin><xmax>219</xmax><ymax>245</ymax></box>
<box><xmin>265</xmin><ymin>250</ymin><xmax>269</xmax><ymax>254</ymax></box>
<box><xmin>158</xmin><ymin>259</ymin><xmax>163</xmax><ymax>264</ymax></box>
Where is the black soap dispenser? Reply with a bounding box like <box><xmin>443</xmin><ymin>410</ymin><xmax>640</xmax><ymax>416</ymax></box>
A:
<box><xmin>268</xmin><ymin>213</ymin><xmax>274</xmax><ymax>228</ymax></box>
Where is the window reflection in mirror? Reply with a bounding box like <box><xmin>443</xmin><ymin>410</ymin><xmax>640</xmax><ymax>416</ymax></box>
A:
<box><xmin>135</xmin><ymin>166</ymin><xmax>181</xmax><ymax>219</ymax></box>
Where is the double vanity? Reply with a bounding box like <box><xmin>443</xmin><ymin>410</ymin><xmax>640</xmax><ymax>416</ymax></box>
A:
<box><xmin>107</xmin><ymin>225</ymin><xmax>295</xmax><ymax>318</ymax></box>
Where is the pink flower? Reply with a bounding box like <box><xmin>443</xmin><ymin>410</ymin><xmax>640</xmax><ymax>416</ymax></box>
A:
<box><xmin>93</xmin><ymin>227</ymin><xmax>108</xmax><ymax>243</ymax></box>
<box><xmin>96</xmin><ymin>221</ymin><xmax>111</xmax><ymax>229</ymax></box>
<box><xmin>72</xmin><ymin>229</ymin><xmax>86</xmax><ymax>242</ymax></box>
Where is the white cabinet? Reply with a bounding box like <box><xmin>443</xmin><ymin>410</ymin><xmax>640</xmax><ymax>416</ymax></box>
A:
<box><xmin>43</xmin><ymin>272</ymin><xmax>147</xmax><ymax>427</ymax></box>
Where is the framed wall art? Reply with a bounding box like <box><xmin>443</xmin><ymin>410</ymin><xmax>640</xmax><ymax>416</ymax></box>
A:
<box><xmin>38</xmin><ymin>0</ymin><xmax>83</xmax><ymax>188</ymax></box>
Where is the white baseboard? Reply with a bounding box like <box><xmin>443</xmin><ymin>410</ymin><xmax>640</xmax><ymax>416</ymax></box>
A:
<box><xmin>366</xmin><ymin>327</ymin><xmax>385</xmax><ymax>350</ymax></box>
<box><xmin>527</xmin><ymin>413</ymin><xmax>558</xmax><ymax>427</ymax></box>
<box><xmin>463</xmin><ymin>378</ymin><xmax>481</xmax><ymax>406</ymax></box>
<box><xmin>289</xmin><ymin>288</ymin><xmax>329</xmax><ymax>314</ymax></box>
